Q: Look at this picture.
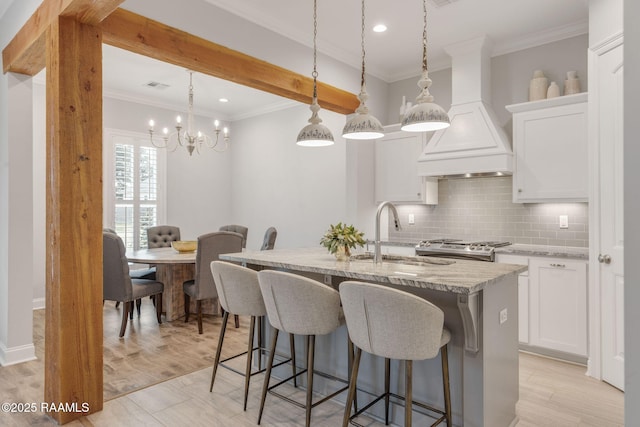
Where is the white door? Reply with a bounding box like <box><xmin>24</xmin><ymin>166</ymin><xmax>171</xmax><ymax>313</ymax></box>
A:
<box><xmin>596</xmin><ymin>42</ymin><xmax>624</xmax><ymax>390</ymax></box>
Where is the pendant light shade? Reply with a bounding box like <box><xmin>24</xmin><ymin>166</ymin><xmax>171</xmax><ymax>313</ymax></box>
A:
<box><xmin>342</xmin><ymin>0</ymin><xmax>384</xmax><ymax>140</ymax></box>
<box><xmin>297</xmin><ymin>0</ymin><xmax>334</xmax><ymax>147</ymax></box>
<box><xmin>401</xmin><ymin>0</ymin><xmax>450</xmax><ymax>132</ymax></box>
<box><xmin>296</xmin><ymin>97</ymin><xmax>335</xmax><ymax>146</ymax></box>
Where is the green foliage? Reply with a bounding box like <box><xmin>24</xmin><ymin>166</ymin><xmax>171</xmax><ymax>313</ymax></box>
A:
<box><xmin>320</xmin><ymin>222</ymin><xmax>366</xmax><ymax>256</ymax></box>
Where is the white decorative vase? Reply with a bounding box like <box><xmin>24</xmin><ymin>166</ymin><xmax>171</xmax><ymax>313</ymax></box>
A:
<box><xmin>547</xmin><ymin>81</ymin><xmax>560</xmax><ymax>99</ymax></box>
<box><xmin>529</xmin><ymin>70</ymin><xmax>548</xmax><ymax>101</ymax></box>
<box><xmin>564</xmin><ymin>71</ymin><xmax>581</xmax><ymax>95</ymax></box>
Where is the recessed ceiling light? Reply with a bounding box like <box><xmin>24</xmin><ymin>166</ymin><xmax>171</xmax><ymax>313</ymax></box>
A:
<box><xmin>373</xmin><ymin>24</ymin><xmax>387</xmax><ymax>33</ymax></box>
<box><xmin>219</xmin><ymin>98</ymin><xmax>229</xmax><ymax>103</ymax></box>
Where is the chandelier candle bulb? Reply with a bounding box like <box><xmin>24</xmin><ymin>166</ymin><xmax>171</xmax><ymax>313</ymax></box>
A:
<box><xmin>214</xmin><ymin>120</ymin><xmax>219</xmax><ymax>130</ymax></box>
<box><xmin>148</xmin><ymin>119</ymin><xmax>154</xmax><ymax>130</ymax></box>
<box><xmin>176</xmin><ymin>115</ymin><xmax>182</xmax><ymax>124</ymax></box>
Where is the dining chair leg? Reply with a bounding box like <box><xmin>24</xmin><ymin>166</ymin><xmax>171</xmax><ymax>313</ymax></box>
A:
<box><xmin>441</xmin><ymin>344</ymin><xmax>452</xmax><ymax>427</ymax></box>
<box><xmin>385</xmin><ymin>357</ymin><xmax>391</xmax><ymax>424</ymax></box>
<box><xmin>258</xmin><ymin>328</ymin><xmax>279</xmax><ymax>425</ymax></box>
<box><xmin>405</xmin><ymin>360</ymin><xmax>413</xmax><ymax>427</ymax></box>
<box><xmin>305</xmin><ymin>335</ymin><xmax>315</xmax><ymax>427</ymax></box>
<box><xmin>289</xmin><ymin>333</ymin><xmax>297</xmax><ymax>387</ymax></box>
<box><xmin>129</xmin><ymin>301</ymin><xmax>134</xmax><ymax>320</ymax></box>
<box><xmin>119</xmin><ymin>301</ymin><xmax>129</xmax><ymax>338</ymax></box>
<box><xmin>184</xmin><ymin>294</ymin><xmax>191</xmax><ymax>322</ymax></box>
<box><xmin>115</xmin><ymin>301</ymin><xmax>120</xmax><ymax>308</ymax></box>
<box><xmin>210</xmin><ymin>311</ymin><xmax>229</xmax><ymax>392</ymax></box>
<box><xmin>243</xmin><ymin>315</ymin><xmax>256</xmax><ymax>411</ymax></box>
<box><xmin>234</xmin><ymin>314</ymin><xmax>240</xmax><ymax>328</ymax></box>
<box><xmin>155</xmin><ymin>293</ymin><xmax>162</xmax><ymax>324</ymax></box>
<box><xmin>342</xmin><ymin>347</ymin><xmax>362</xmax><ymax>427</ymax></box>
<box><xmin>197</xmin><ymin>300</ymin><xmax>203</xmax><ymax>334</ymax></box>
<box><xmin>135</xmin><ymin>298</ymin><xmax>142</xmax><ymax>317</ymax></box>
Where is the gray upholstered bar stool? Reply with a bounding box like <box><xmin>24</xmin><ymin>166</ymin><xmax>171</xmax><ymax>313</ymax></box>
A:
<box><xmin>339</xmin><ymin>281</ymin><xmax>452</xmax><ymax>427</ymax></box>
<box><xmin>210</xmin><ymin>261</ymin><xmax>297</xmax><ymax>411</ymax></box>
<box><xmin>257</xmin><ymin>270</ymin><xmax>354</xmax><ymax>427</ymax></box>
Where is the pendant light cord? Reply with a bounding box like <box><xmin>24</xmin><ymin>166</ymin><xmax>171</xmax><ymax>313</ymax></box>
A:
<box><xmin>312</xmin><ymin>0</ymin><xmax>318</xmax><ymax>100</ymax></box>
<box><xmin>360</xmin><ymin>0</ymin><xmax>366</xmax><ymax>87</ymax></box>
<box><xmin>422</xmin><ymin>0</ymin><xmax>428</xmax><ymax>72</ymax></box>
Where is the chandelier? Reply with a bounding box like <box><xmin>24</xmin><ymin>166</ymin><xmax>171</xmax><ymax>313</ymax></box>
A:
<box><xmin>147</xmin><ymin>71</ymin><xmax>230</xmax><ymax>156</ymax></box>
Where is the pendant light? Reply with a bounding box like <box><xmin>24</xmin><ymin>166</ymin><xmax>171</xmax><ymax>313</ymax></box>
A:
<box><xmin>342</xmin><ymin>0</ymin><xmax>384</xmax><ymax>140</ymax></box>
<box><xmin>296</xmin><ymin>0</ymin><xmax>334</xmax><ymax>147</ymax></box>
<box><xmin>401</xmin><ymin>0</ymin><xmax>450</xmax><ymax>132</ymax></box>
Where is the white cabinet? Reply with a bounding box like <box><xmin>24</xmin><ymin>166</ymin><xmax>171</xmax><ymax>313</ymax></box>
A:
<box><xmin>506</xmin><ymin>93</ymin><xmax>588</xmax><ymax>203</ymax></box>
<box><xmin>375</xmin><ymin>124</ymin><xmax>436</xmax><ymax>204</ymax></box>
<box><xmin>495</xmin><ymin>253</ymin><xmax>588</xmax><ymax>360</ymax></box>
<box><xmin>529</xmin><ymin>257</ymin><xmax>588</xmax><ymax>358</ymax></box>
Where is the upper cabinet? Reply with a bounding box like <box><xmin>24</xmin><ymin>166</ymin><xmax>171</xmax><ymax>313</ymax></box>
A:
<box><xmin>506</xmin><ymin>93</ymin><xmax>588</xmax><ymax>203</ymax></box>
<box><xmin>374</xmin><ymin>124</ymin><xmax>436</xmax><ymax>204</ymax></box>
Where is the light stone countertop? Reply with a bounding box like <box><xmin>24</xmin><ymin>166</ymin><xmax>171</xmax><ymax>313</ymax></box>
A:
<box><xmin>220</xmin><ymin>247</ymin><xmax>527</xmax><ymax>295</ymax></box>
<box><xmin>495</xmin><ymin>243</ymin><xmax>589</xmax><ymax>260</ymax></box>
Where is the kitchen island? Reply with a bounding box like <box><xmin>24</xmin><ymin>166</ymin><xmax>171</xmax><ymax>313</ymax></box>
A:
<box><xmin>220</xmin><ymin>248</ymin><xmax>527</xmax><ymax>427</ymax></box>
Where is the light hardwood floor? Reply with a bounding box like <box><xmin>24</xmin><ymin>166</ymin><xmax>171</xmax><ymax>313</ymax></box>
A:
<box><xmin>0</xmin><ymin>299</ymin><xmax>624</xmax><ymax>426</ymax></box>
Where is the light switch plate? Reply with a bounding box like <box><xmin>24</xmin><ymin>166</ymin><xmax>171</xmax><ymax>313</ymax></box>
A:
<box><xmin>559</xmin><ymin>215</ymin><xmax>569</xmax><ymax>229</ymax></box>
<box><xmin>499</xmin><ymin>308</ymin><xmax>508</xmax><ymax>324</ymax></box>
<box><xmin>408</xmin><ymin>214</ymin><xmax>415</xmax><ymax>225</ymax></box>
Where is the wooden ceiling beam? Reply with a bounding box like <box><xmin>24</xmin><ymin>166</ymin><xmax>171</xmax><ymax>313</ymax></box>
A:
<box><xmin>101</xmin><ymin>8</ymin><xmax>358</xmax><ymax>115</ymax></box>
<box><xmin>2</xmin><ymin>0</ymin><xmax>124</xmax><ymax>75</ymax></box>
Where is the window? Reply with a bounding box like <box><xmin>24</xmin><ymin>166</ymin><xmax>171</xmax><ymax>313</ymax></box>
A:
<box><xmin>104</xmin><ymin>129</ymin><xmax>166</xmax><ymax>250</ymax></box>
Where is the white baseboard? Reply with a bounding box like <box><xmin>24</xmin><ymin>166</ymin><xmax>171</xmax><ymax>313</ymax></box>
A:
<box><xmin>33</xmin><ymin>297</ymin><xmax>45</xmax><ymax>310</ymax></box>
<box><xmin>0</xmin><ymin>342</ymin><xmax>37</xmax><ymax>366</ymax></box>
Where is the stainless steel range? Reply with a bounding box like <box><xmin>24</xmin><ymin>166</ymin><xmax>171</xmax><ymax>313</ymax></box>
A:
<box><xmin>415</xmin><ymin>239</ymin><xmax>511</xmax><ymax>262</ymax></box>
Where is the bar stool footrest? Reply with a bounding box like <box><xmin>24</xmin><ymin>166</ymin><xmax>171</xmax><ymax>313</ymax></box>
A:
<box><xmin>348</xmin><ymin>390</ymin><xmax>447</xmax><ymax>427</ymax></box>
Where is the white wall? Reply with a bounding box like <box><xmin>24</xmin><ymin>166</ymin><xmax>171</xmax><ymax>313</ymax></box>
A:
<box><xmin>0</xmin><ymin>0</ymin><xmax>41</xmax><ymax>366</ymax></box>
<box><xmin>230</xmin><ymin>104</ymin><xmax>350</xmax><ymax>250</ymax></box>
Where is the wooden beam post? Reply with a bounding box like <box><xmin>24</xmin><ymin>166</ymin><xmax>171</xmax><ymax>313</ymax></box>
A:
<box><xmin>101</xmin><ymin>8</ymin><xmax>359</xmax><ymax>115</ymax></box>
<box><xmin>44</xmin><ymin>15</ymin><xmax>103</xmax><ymax>423</ymax></box>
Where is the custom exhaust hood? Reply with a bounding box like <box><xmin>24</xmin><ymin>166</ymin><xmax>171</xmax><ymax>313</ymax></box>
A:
<box><xmin>417</xmin><ymin>36</ymin><xmax>513</xmax><ymax>178</ymax></box>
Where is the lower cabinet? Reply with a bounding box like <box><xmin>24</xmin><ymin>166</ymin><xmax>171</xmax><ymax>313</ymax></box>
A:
<box><xmin>529</xmin><ymin>257</ymin><xmax>588</xmax><ymax>358</ymax></box>
<box><xmin>496</xmin><ymin>253</ymin><xmax>588</xmax><ymax>361</ymax></box>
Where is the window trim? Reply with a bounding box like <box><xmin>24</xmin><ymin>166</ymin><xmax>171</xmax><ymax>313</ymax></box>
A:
<box><xmin>103</xmin><ymin>128</ymin><xmax>167</xmax><ymax>248</ymax></box>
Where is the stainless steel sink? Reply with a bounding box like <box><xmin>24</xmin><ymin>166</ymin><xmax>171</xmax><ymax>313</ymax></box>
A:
<box><xmin>350</xmin><ymin>253</ymin><xmax>455</xmax><ymax>266</ymax></box>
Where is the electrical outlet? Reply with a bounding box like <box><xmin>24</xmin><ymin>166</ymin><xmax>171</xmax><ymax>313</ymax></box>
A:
<box><xmin>499</xmin><ymin>308</ymin><xmax>508</xmax><ymax>325</ymax></box>
<box><xmin>559</xmin><ymin>215</ymin><xmax>569</xmax><ymax>229</ymax></box>
<box><xmin>408</xmin><ymin>213</ymin><xmax>415</xmax><ymax>225</ymax></box>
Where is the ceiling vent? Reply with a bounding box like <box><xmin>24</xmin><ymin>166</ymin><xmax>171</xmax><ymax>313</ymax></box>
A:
<box><xmin>144</xmin><ymin>81</ymin><xmax>170</xmax><ymax>90</ymax></box>
<box><xmin>417</xmin><ymin>35</ymin><xmax>513</xmax><ymax>178</ymax></box>
<box><xmin>428</xmin><ymin>0</ymin><xmax>460</xmax><ymax>8</ymax></box>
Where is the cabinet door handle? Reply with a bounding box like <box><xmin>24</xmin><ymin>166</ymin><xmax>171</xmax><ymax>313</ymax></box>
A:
<box><xmin>598</xmin><ymin>254</ymin><xmax>612</xmax><ymax>264</ymax></box>
<box><xmin>550</xmin><ymin>263</ymin><xmax>566</xmax><ymax>268</ymax></box>
<box><xmin>518</xmin><ymin>188</ymin><xmax>523</xmax><ymax>193</ymax></box>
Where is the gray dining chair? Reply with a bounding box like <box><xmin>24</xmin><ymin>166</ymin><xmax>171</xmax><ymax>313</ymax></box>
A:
<box><xmin>260</xmin><ymin>227</ymin><xmax>277</xmax><ymax>250</ymax></box>
<box><xmin>219</xmin><ymin>224</ymin><xmax>248</xmax><ymax>249</ymax></box>
<box><xmin>103</xmin><ymin>231</ymin><xmax>164</xmax><ymax>338</ymax></box>
<box><xmin>183</xmin><ymin>231</ymin><xmax>244</xmax><ymax>334</ymax></box>
<box><xmin>129</xmin><ymin>225</ymin><xmax>182</xmax><ymax>281</ymax></box>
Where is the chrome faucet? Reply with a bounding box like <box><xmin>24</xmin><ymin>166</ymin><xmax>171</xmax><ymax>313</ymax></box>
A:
<box><xmin>374</xmin><ymin>201</ymin><xmax>401</xmax><ymax>264</ymax></box>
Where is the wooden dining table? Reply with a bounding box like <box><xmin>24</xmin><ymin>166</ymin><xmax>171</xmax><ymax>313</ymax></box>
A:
<box><xmin>126</xmin><ymin>247</ymin><xmax>217</xmax><ymax>321</ymax></box>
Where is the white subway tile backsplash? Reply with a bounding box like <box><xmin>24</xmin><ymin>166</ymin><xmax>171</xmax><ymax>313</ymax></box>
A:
<box><xmin>389</xmin><ymin>176</ymin><xmax>588</xmax><ymax>248</ymax></box>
